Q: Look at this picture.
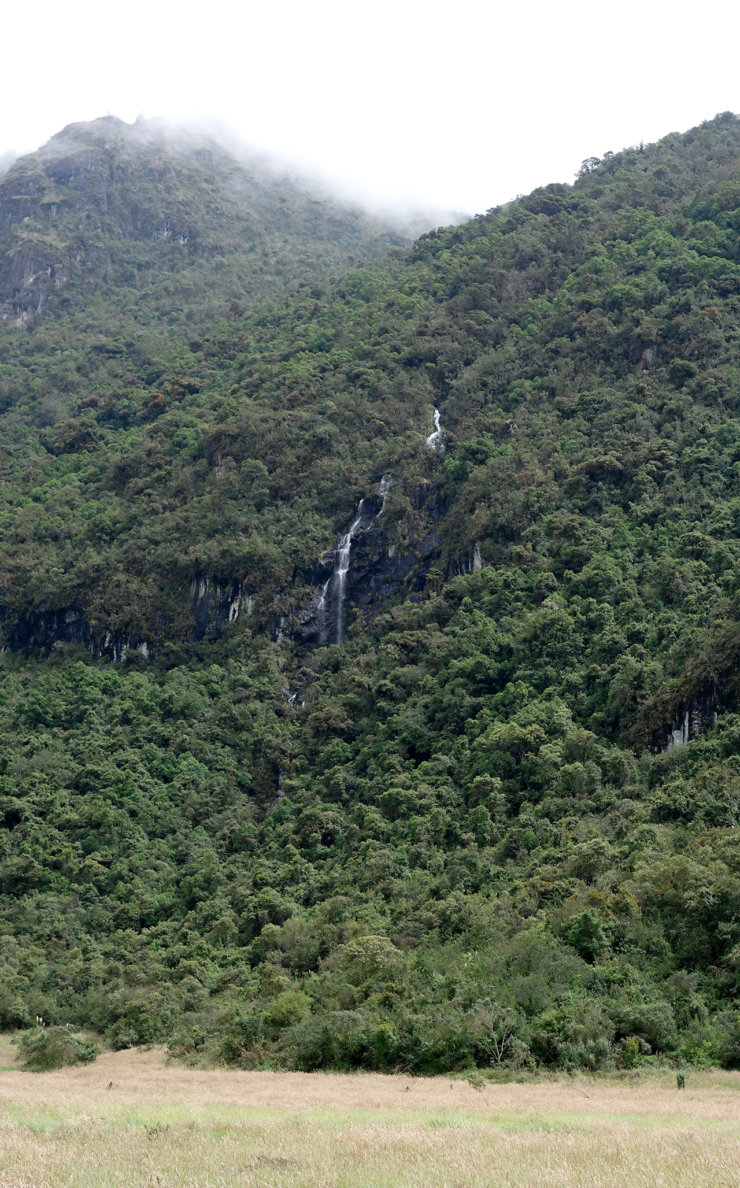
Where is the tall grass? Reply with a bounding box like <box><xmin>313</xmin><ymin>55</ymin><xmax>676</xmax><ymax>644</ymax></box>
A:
<box><xmin>0</xmin><ymin>1045</ymin><xmax>737</xmax><ymax>1186</ymax></box>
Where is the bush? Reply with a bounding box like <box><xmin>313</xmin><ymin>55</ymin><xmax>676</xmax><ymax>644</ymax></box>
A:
<box><xmin>716</xmin><ymin>1011</ymin><xmax>740</xmax><ymax>1069</ymax></box>
<box><xmin>282</xmin><ymin>1010</ymin><xmax>371</xmax><ymax>1070</ymax></box>
<box><xmin>17</xmin><ymin>1026</ymin><xmax>99</xmax><ymax>1072</ymax></box>
<box><xmin>531</xmin><ymin>1003</ymin><xmax>615</xmax><ymax>1070</ymax></box>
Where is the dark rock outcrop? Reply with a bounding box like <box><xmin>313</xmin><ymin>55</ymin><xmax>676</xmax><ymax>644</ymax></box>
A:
<box><xmin>291</xmin><ymin>483</ymin><xmax>447</xmax><ymax>651</ymax></box>
<box><xmin>0</xmin><ymin>601</ymin><xmax>141</xmax><ymax>661</ymax></box>
<box><xmin>654</xmin><ymin>686</ymin><xmax>721</xmax><ymax>752</ymax></box>
<box><xmin>0</xmin><ymin>481</ymin><xmax>452</xmax><ymax>661</ymax></box>
<box><xmin>189</xmin><ymin>576</ymin><xmax>254</xmax><ymax>641</ymax></box>
<box><xmin>0</xmin><ymin>578</ymin><xmax>255</xmax><ymax>660</ymax></box>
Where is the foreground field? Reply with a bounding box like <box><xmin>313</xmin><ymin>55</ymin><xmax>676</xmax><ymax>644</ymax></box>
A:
<box><xmin>0</xmin><ymin>1044</ymin><xmax>738</xmax><ymax>1187</ymax></box>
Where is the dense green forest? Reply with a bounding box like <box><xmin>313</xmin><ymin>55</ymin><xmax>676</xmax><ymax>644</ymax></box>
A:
<box><xmin>0</xmin><ymin>114</ymin><xmax>738</xmax><ymax>1075</ymax></box>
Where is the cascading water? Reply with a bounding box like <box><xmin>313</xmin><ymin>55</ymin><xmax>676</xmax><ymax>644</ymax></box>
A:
<box><xmin>317</xmin><ymin>577</ymin><xmax>331</xmax><ymax>644</ymax></box>
<box><xmin>333</xmin><ymin>499</ymin><xmax>365</xmax><ymax>644</ymax></box>
<box><xmin>312</xmin><ymin>476</ymin><xmax>393</xmax><ymax>649</ymax></box>
<box><xmin>378</xmin><ymin>474</ymin><xmax>392</xmax><ymax>512</ymax></box>
<box><xmin>426</xmin><ymin>407</ymin><xmax>445</xmax><ymax>453</ymax></box>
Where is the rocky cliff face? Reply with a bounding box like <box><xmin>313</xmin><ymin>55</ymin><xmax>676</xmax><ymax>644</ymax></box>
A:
<box><xmin>0</xmin><ymin>601</ymin><xmax>141</xmax><ymax>661</ymax></box>
<box><xmin>291</xmin><ymin>480</ymin><xmax>450</xmax><ymax>651</ymax></box>
<box><xmin>189</xmin><ymin>577</ymin><xmax>254</xmax><ymax>642</ymax></box>
<box><xmin>652</xmin><ymin>686</ymin><xmax>722</xmax><ymax>752</ymax></box>
<box><xmin>0</xmin><ymin>118</ymin><xmax>142</xmax><ymax>321</ymax></box>
<box><xmin>294</xmin><ymin>520</ymin><xmax>440</xmax><ymax>650</ymax></box>
<box><xmin>0</xmin><ymin>117</ymin><xmax>243</xmax><ymax>322</ymax></box>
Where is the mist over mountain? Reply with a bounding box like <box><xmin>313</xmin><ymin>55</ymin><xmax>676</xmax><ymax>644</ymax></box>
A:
<box><xmin>0</xmin><ymin>115</ymin><xmax>412</xmax><ymax>327</ymax></box>
<box><xmin>0</xmin><ymin>150</ymin><xmax>18</xmax><ymax>178</ymax></box>
<box><xmin>0</xmin><ymin>113</ymin><xmax>738</xmax><ymax>1074</ymax></box>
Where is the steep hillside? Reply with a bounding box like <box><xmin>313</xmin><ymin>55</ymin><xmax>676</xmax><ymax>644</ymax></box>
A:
<box><xmin>0</xmin><ymin>115</ymin><xmax>738</xmax><ymax>1074</ymax></box>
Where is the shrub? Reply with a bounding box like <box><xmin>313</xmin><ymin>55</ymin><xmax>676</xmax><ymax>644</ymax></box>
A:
<box><xmin>17</xmin><ymin>1026</ymin><xmax>99</xmax><ymax>1072</ymax></box>
<box><xmin>531</xmin><ymin>1003</ymin><xmax>615</xmax><ymax>1070</ymax></box>
<box><xmin>716</xmin><ymin>1011</ymin><xmax>740</xmax><ymax>1069</ymax></box>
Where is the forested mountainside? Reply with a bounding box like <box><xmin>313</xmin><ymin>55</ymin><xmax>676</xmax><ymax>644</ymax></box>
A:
<box><xmin>0</xmin><ymin>115</ymin><xmax>739</xmax><ymax>1075</ymax></box>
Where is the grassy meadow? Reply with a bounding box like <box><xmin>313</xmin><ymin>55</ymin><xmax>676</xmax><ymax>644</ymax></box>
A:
<box><xmin>0</xmin><ymin>1040</ymin><xmax>738</xmax><ymax>1187</ymax></box>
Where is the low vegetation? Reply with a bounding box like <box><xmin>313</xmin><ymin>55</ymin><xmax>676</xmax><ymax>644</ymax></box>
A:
<box><xmin>0</xmin><ymin>1045</ymin><xmax>737</xmax><ymax>1187</ymax></box>
<box><xmin>15</xmin><ymin>1026</ymin><xmax>99</xmax><ymax>1072</ymax></box>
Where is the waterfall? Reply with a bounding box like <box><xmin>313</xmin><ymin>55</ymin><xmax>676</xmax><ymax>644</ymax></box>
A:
<box><xmin>274</xmin><ymin>615</ymin><xmax>287</xmax><ymax>643</ymax></box>
<box><xmin>315</xmin><ymin>476</ymin><xmax>392</xmax><ymax>647</ymax></box>
<box><xmin>378</xmin><ymin>474</ymin><xmax>392</xmax><ymax>514</ymax></box>
<box><xmin>426</xmin><ymin>407</ymin><xmax>445</xmax><ymax>453</ymax></box>
<box><xmin>333</xmin><ymin>499</ymin><xmax>365</xmax><ymax>644</ymax></box>
<box><xmin>317</xmin><ymin>578</ymin><xmax>331</xmax><ymax>646</ymax></box>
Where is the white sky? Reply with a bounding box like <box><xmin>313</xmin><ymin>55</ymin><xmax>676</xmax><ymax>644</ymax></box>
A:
<box><xmin>3</xmin><ymin>0</ymin><xmax>739</xmax><ymax>216</ymax></box>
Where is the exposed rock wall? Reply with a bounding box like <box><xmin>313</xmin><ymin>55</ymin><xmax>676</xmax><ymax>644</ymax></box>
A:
<box><xmin>0</xmin><ymin>602</ymin><xmax>140</xmax><ymax>661</ymax></box>
<box><xmin>189</xmin><ymin>576</ymin><xmax>253</xmax><ymax>641</ymax></box>
<box><xmin>654</xmin><ymin>686</ymin><xmax>721</xmax><ymax>752</ymax></box>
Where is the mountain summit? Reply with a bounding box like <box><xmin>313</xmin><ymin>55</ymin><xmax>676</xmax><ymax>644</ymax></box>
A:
<box><xmin>0</xmin><ymin>115</ymin><xmax>407</xmax><ymax>325</ymax></box>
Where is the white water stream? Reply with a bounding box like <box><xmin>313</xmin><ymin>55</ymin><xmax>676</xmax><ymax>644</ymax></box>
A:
<box><xmin>378</xmin><ymin>474</ymin><xmax>392</xmax><ymax>512</ymax></box>
<box><xmin>426</xmin><ymin>407</ymin><xmax>445</xmax><ymax>453</ymax></box>
<box><xmin>333</xmin><ymin>499</ymin><xmax>365</xmax><ymax>644</ymax></box>
<box><xmin>317</xmin><ymin>578</ymin><xmax>331</xmax><ymax>643</ymax></box>
<box><xmin>316</xmin><ymin>477</ymin><xmax>392</xmax><ymax>646</ymax></box>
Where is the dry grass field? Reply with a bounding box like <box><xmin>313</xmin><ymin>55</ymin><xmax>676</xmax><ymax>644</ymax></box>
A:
<box><xmin>0</xmin><ymin>1038</ymin><xmax>738</xmax><ymax>1187</ymax></box>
